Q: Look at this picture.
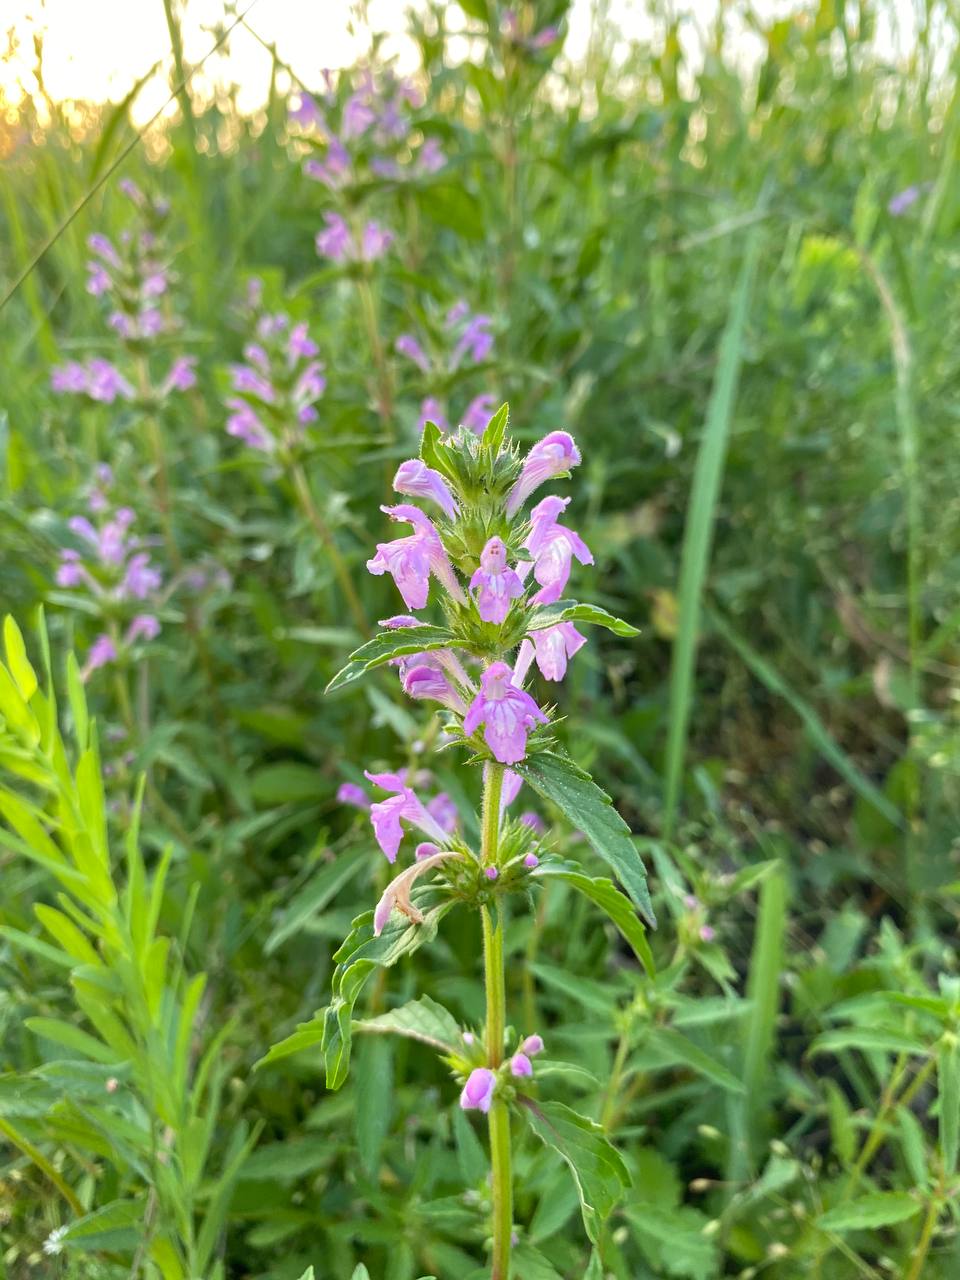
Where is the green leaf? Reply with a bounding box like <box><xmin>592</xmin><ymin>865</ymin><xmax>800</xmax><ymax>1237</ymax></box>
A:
<box><xmin>811</xmin><ymin>1028</ymin><xmax>929</xmax><ymax>1057</ymax></box>
<box><xmin>419</xmin><ymin>420</ymin><xmax>460</xmax><ymax>483</ymax></box>
<box><xmin>326</xmin><ymin>625</ymin><xmax>458</xmax><ymax>695</ymax></box>
<box><xmin>25</xmin><ymin>1017</ymin><xmax>119</xmax><ymax>1064</ymax></box>
<box><xmin>355</xmin><ymin>1035</ymin><xmax>392</xmax><ymax>1175</ymax></box>
<box><xmin>662</xmin><ymin>197</ymin><xmax>767</xmax><ymax>835</ymax></box>
<box><xmin>519</xmin><ymin>1099</ymin><xmax>631</xmax><ymax>1244</ymax></box>
<box><xmin>533</xmin><ymin>863</ymin><xmax>654</xmax><ymax>976</ymax></box>
<box><xmin>515</xmin><ymin>752</ymin><xmax>655</xmax><ymax>925</ymax></box>
<box><xmin>249</xmin><ymin>762</ymin><xmax>320</xmax><ymax>805</ymax></box>
<box><xmin>355</xmin><ymin>994</ymin><xmax>462</xmax><ymax>1054</ymax></box>
<box><xmin>825</xmin><ymin>1079</ymin><xmax>856</xmax><ymax>1165</ymax></box>
<box><xmin>66</xmin><ymin>652</ymin><xmax>89</xmax><ymax>750</ymax></box>
<box><xmin>265</xmin><ymin>853</ymin><xmax>364</xmax><ymax>953</ymax></box>
<box><xmin>350</xmin><ymin>1267</ymin><xmax>371</xmax><ymax>1280</ymax></box>
<box><xmin>648</xmin><ymin>1028</ymin><xmax>745</xmax><ymax>1094</ymax></box>
<box><xmin>3</xmin><ymin>616</ymin><xmax>37</xmax><ymax>701</ymax></box>
<box><xmin>625</xmin><ymin>1203</ymin><xmax>719</xmax><ymax>1279</ymax></box>
<box><xmin>297</xmin><ymin>1270</ymin><xmax>316</xmax><ymax>1280</ymax></box>
<box><xmin>940</xmin><ymin>1035</ymin><xmax>960</xmax><ymax>1175</ymax></box>
<box><xmin>818</xmin><ymin>1192</ymin><xmax>921</xmax><ymax>1232</ymax></box>
<box><xmin>528</xmin><ymin>601</ymin><xmax>640</xmax><ymax>638</ymax></box>
<box><xmin>60</xmin><ymin>1197</ymin><xmax>144</xmax><ymax>1249</ymax></box>
<box><xmin>481</xmin><ymin>401</ymin><xmax>509</xmax><ymax>453</ymax></box>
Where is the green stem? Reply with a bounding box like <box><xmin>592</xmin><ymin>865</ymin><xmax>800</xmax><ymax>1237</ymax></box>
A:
<box><xmin>905</xmin><ymin>1195</ymin><xmax>939</xmax><ymax>1280</ymax></box>
<box><xmin>481</xmin><ymin>762</ymin><xmax>511</xmax><ymax>1279</ymax></box>
<box><xmin>289</xmin><ymin>458</ymin><xmax>369</xmax><ymax>635</ymax></box>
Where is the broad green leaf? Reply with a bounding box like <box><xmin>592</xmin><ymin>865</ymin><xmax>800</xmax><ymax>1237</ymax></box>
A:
<box><xmin>533</xmin><ymin>863</ymin><xmax>654</xmax><ymax>976</ymax></box>
<box><xmin>61</xmin><ymin>1198</ymin><xmax>144</xmax><ymax>1248</ymax></box>
<box><xmin>516</xmin><ymin>752</ymin><xmax>655</xmax><ymax>925</ymax></box>
<box><xmin>326</xmin><ymin>625</ymin><xmax>458</xmax><ymax>695</ymax></box>
<box><xmin>254</xmin><ymin>1018</ymin><xmax>325</xmax><ymax>1068</ymax></box>
<box><xmin>940</xmin><ymin>1034</ymin><xmax>960</xmax><ymax>1175</ymax></box>
<box><xmin>355</xmin><ymin>1035</ymin><xmax>392</xmax><ymax>1175</ymax></box>
<box><xmin>519</xmin><ymin>1099</ymin><xmax>631</xmax><ymax>1243</ymax></box>
<box><xmin>625</xmin><ymin>1203</ymin><xmax>719</xmax><ymax>1279</ymax></box>
<box><xmin>4</xmin><ymin>616</ymin><xmax>37</xmax><ymax>700</ymax></box>
<box><xmin>648</xmin><ymin>1028</ymin><xmax>745</xmax><ymax>1094</ymax></box>
<box><xmin>355</xmin><ymin>994</ymin><xmax>462</xmax><ymax>1053</ymax></box>
<box><xmin>818</xmin><ymin>1192</ymin><xmax>921</xmax><ymax>1232</ymax></box>
<box><xmin>419</xmin><ymin>419</ymin><xmax>460</xmax><ymax>483</ymax></box>
<box><xmin>528</xmin><ymin>600</ymin><xmax>640</xmax><ymax>638</ymax></box>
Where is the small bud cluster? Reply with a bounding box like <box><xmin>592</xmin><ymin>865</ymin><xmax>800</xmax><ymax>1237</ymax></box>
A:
<box><xmin>459</xmin><ymin>1034</ymin><xmax>546</xmax><ymax>1113</ymax></box>
<box><xmin>395</xmin><ymin>299</ymin><xmax>496</xmax><ymax>435</ymax></box>
<box><xmin>224</xmin><ymin>279</ymin><xmax>327</xmax><ymax>455</ymax></box>
<box><xmin>50</xmin><ymin>180</ymin><xmax>196</xmax><ymax>406</ymax></box>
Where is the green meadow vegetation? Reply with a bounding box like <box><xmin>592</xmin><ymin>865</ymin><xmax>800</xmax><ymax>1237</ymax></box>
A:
<box><xmin>1</xmin><ymin>1</ymin><xmax>959</xmax><ymax>1276</ymax></box>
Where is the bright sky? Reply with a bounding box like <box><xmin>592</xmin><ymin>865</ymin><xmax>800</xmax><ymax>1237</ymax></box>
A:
<box><xmin>0</xmin><ymin>0</ymin><xmax>936</xmax><ymax>125</ymax></box>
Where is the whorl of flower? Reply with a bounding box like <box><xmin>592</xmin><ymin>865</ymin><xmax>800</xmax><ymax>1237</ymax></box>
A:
<box><xmin>315</xmin><ymin>212</ymin><xmax>393</xmax><ymax>263</ymax></box>
<box><xmin>523</xmin><ymin>495</ymin><xmax>593</xmax><ymax>604</ymax></box>
<box><xmin>471</xmin><ymin>537</ymin><xmax>525</xmax><ymax>624</ymax></box>
<box><xmin>505</xmin><ymin>431</ymin><xmax>581</xmax><ymax>516</ymax></box>
<box><xmin>460</xmin><ymin>1067</ymin><xmax>496</xmax><ymax>1113</ymax></box>
<box><xmin>514</xmin><ymin>621</ymin><xmax>587</xmax><ymax>683</ymax></box>
<box><xmin>51</xmin><ymin>359</ymin><xmax>135</xmax><ymax>404</ymax></box>
<box><xmin>365</xmin><ymin>770</ymin><xmax>451</xmax><ymax>863</ymax></box>
<box><xmin>393</xmin><ymin>459</ymin><xmax>459</xmax><ymax>520</ymax></box>
<box><xmin>463</xmin><ymin>661</ymin><xmax>548</xmax><ymax>765</ymax></box>
<box><xmin>367</xmin><ymin>504</ymin><xmax>467</xmax><ymax>610</ymax></box>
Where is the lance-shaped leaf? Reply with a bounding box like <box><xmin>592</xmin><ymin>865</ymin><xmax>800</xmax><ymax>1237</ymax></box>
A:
<box><xmin>817</xmin><ymin>1192</ymin><xmax>921</xmax><ymax>1232</ymax></box>
<box><xmin>355</xmin><ymin>995</ymin><xmax>462</xmax><ymax>1055</ymax></box>
<box><xmin>527</xmin><ymin>600</ymin><xmax>640</xmax><ymax>638</ymax></box>
<box><xmin>940</xmin><ymin>1033</ymin><xmax>960</xmax><ymax>1175</ymax></box>
<box><xmin>516</xmin><ymin>752</ymin><xmax>655</xmax><ymax>926</ymax></box>
<box><xmin>326</xmin><ymin>625</ymin><xmax>460</xmax><ymax>695</ymax></box>
<box><xmin>519</xmin><ymin>1098</ymin><xmax>631</xmax><ymax>1244</ymax></box>
<box><xmin>533</xmin><ymin>862</ymin><xmax>654</xmax><ymax>977</ymax></box>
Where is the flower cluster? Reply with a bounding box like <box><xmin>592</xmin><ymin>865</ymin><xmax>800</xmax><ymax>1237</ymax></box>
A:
<box><xmin>223</xmin><ymin>280</ymin><xmax>327</xmax><ymax>454</ymax></box>
<box><xmin>54</xmin><ymin>465</ymin><xmax>163</xmax><ymax>679</ymax></box>
<box><xmin>501</xmin><ymin>9</ymin><xmax>561</xmax><ymax>52</ymax></box>
<box><xmin>50</xmin><ymin>179</ymin><xmax>196</xmax><ymax>406</ymax></box>
<box><xmin>395</xmin><ymin>300</ymin><xmax>496</xmax><ymax>435</ymax></box>
<box><xmin>460</xmin><ymin>1033</ymin><xmax>545</xmax><ymax>1113</ymax></box>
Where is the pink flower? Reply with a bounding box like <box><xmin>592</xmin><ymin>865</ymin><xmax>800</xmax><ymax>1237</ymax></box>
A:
<box><xmin>514</xmin><ymin>621</ymin><xmax>587</xmax><ymax>682</ymax></box>
<box><xmin>450</xmin><ymin>313</ymin><xmax>493</xmax><ymax>368</ymax></box>
<box><xmin>395</xmin><ymin>334</ymin><xmax>431</xmax><ymax>373</ymax></box>
<box><xmin>460</xmin><ymin>1067</ymin><xmax>496</xmax><ymax>1113</ymax></box>
<box><xmin>316</xmin><ymin>212</ymin><xmax>352</xmax><ymax>262</ymax></box>
<box><xmin>367</xmin><ymin>504</ymin><xmax>466</xmax><ymax>610</ymax></box>
<box><xmin>360</xmin><ymin>221</ymin><xmax>393</xmax><ymax>262</ymax></box>
<box><xmin>337</xmin><ymin>782</ymin><xmax>369</xmax><ymax>809</ymax></box>
<box><xmin>522</xmin><ymin>1034</ymin><xmax>544</xmax><ymax>1056</ymax></box>
<box><xmin>523</xmin><ymin>851</ymin><xmax>540</xmax><ymax>867</ymax></box>
<box><xmin>289</xmin><ymin>323</ymin><xmax>319</xmax><ymax>359</ymax></box>
<box><xmin>485</xmin><ymin>865</ymin><xmax>499</xmax><ymax>880</ymax></box>
<box><xmin>470</xmin><ymin>537</ymin><xmax>525</xmax><ymax>624</ymax></box>
<box><xmin>82</xmin><ymin>634</ymin><xmax>117</xmax><ymax>681</ymax></box>
<box><xmin>417</xmin><ymin>138</ymin><xmax>446</xmax><ymax>173</ymax></box>
<box><xmin>510</xmin><ymin>1052</ymin><xmax>533</xmax><ymax>1077</ymax></box>
<box><xmin>418</xmin><ymin>397</ymin><xmax>449</xmax><ymax>433</ymax></box>
<box><xmin>365</xmin><ymin>770</ymin><xmax>450</xmax><ymax>863</ymax></box>
<box><xmin>506</xmin><ymin>431</ymin><xmax>581</xmax><ymax>516</ymax></box>
<box><xmin>393</xmin><ymin>459</ymin><xmax>459</xmax><ymax>520</ymax></box>
<box><xmin>125</xmin><ymin>614</ymin><xmax>160</xmax><ymax>644</ymax></box>
<box><xmin>523</xmin><ymin>496</ymin><xmax>593</xmax><ymax>604</ymax></box>
<box><xmin>226</xmin><ymin>399</ymin><xmax>272</xmax><ymax>451</ymax></box>
<box><xmin>463</xmin><ymin>661</ymin><xmax>548</xmax><ymax>765</ymax></box>
<box><xmin>162</xmin><ymin>356</ymin><xmax>197</xmax><ymax>395</ymax></box>
<box><xmin>403</xmin><ymin>664</ymin><xmax>467</xmax><ymax>713</ymax></box>
<box><xmin>463</xmin><ymin>394</ymin><xmax>497</xmax><ymax>436</ymax></box>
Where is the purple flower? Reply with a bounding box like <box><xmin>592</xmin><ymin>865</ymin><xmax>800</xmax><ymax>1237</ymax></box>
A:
<box><xmin>888</xmin><ymin>184</ymin><xmax>926</xmax><ymax>216</ymax></box>
<box><xmin>122</xmin><ymin>553</ymin><xmax>162</xmax><ymax>600</ymax></box>
<box><xmin>380</xmin><ymin>614</ymin><xmax>420</xmax><ymax>629</ymax></box>
<box><xmin>462</xmin><ymin>394</ymin><xmax>496</xmax><ymax>436</ymax></box>
<box><xmin>523</xmin><ymin>496</ymin><xmax>593</xmax><ymax>604</ymax></box>
<box><xmin>231</xmin><ymin>365</ymin><xmax>276</xmax><ymax>402</ymax></box>
<box><xmin>470</xmin><ymin>537</ymin><xmax>525</xmax><ymax>624</ymax></box>
<box><xmin>463</xmin><ymin>661</ymin><xmax>548</xmax><ymax>765</ymax></box>
<box><xmin>393</xmin><ymin>459</ymin><xmax>458</xmax><ymax>520</ymax></box>
<box><xmin>365</xmin><ymin>770</ymin><xmax>450</xmax><ymax>863</ymax></box>
<box><xmin>523</xmin><ymin>850</ymin><xmax>540</xmax><ymax>866</ymax></box>
<box><xmin>119</xmin><ymin>177</ymin><xmax>144</xmax><ymax>204</ymax></box>
<box><xmin>446</xmin><ymin>300</ymin><xmax>470</xmax><ymax>328</ymax></box>
<box><xmin>417</xmin><ymin>137</ymin><xmax>446</xmax><ymax>174</ymax></box>
<box><xmin>142</xmin><ymin>269</ymin><xmax>168</xmax><ymax>298</ymax></box>
<box><xmin>395</xmin><ymin>334</ymin><xmax>431</xmax><ymax>373</ymax></box>
<box><xmin>367</xmin><ymin>504</ymin><xmax>466</xmax><ymax>609</ymax></box>
<box><xmin>82</xmin><ymin>634</ymin><xmax>117</xmax><ymax>681</ymax></box>
<box><xmin>505</xmin><ymin>431</ymin><xmax>582</xmax><ymax>516</ymax></box>
<box><xmin>371</xmin><ymin>156</ymin><xmax>401</xmax><ymax>180</ymax></box>
<box><xmin>418</xmin><ymin>397</ymin><xmax>449</xmax><ymax>433</ymax></box>
<box><xmin>699</xmin><ymin>925</ymin><xmax>716</xmax><ymax>943</ymax></box>
<box><xmin>316</xmin><ymin>212</ymin><xmax>352</xmax><ymax>262</ymax></box>
<box><xmin>289</xmin><ymin>92</ymin><xmax>323</xmax><ymax>127</ymax></box>
<box><xmin>226</xmin><ymin>399</ymin><xmax>272</xmax><ymax>451</ymax></box>
<box><xmin>56</xmin><ymin>550</ymin><xmax>87</xmax><ymax>588</ymax></box>
<box><xmin>289</xmin><ymin>323</ymin><xmax>319</xmax><ymax>360</ymax></box>
<box><xmin>416</xmin><ymin>841</ymin><xmax>440</xmax><ymax>859</ymax></box>
<box><xmin>86</xmin><ymin>262</ymin><xmax>112</xmax><ymax>296</ymax></box>
<box><xmin>516</xmin><ymin>621</ymin><xmax>587</xmax><ymax>682</ymax></box>
<box><xmin>510</xmin><ymin>1052</ymin><xmax>533</xmax><ymax>1077</ymax></box>
<box><xmin>501</xmin><ymin>768</ymin><xmax>523</xmax><ymax>809</ymax></box>
<box><xmin>522</xmin><ymin>1034</ymin><xmax>544</xmax><ymax>1056</ymax></box>
<box><xmin>294</xmin><ymin>360</ymin><xmax>327</xmax><ymax>406</ymax></box>
<box><xmin>338</xmin><ymin>782</ymin><xmax>369</xmax><ymax>809</ymax></box>
<box><xmin>460</xmin><ymin>1067</ymin><xmax>496</xmax><ymax>1113</ymax></box>
<box><xmin>530</xmin><ymin>25</ymin><xmax>560</xmax><ymax>48</ymax></box>
<box><xmin>360</xmin><ymin>221</ymin><xmax>393</xmax><ymax>262</ymax></box>
<box><xmin>343</xmin><ymin>93</ymin><xmax>376</xmax><ymax>138</ymax></box>
<box><xmin>485</xmin><ymin>865</ymin><xmax>499</xmax><ymax>880</ymax></box>
<box><xmin>51</xmin><ymin>362</ymin><xmax>89</xmax><ymax>394</ymax></box>
<box><xmin>403</xmin><ymin>664</ymin><xmax>467</xmax><ymax>713</ymax></box>
<box><xmin>426</xmin><ymin>791</ymin><xmax>458</xmax><ymax>833</ymax></box>
<box><xmin>451</xmin><ymin>314</ymin><xmax>493</xmax><ymax>368</ymax></box>
<box><xmin>162</xmin><ymin>356</ymin><xmax>197</xmax><ymax>395</ymax></box>
<box><xmin>87</xmin><ymin>233</ymin><xmax>120</xmax><ymax>268</ymax></box>
<box><xmin>304</xmin><ymin>137</ymin><xmax>351</xmax><ymax>188</ymax></box>
<box><xmin>125</xmin><ymin>613</ymin><xmax>160</xmax><ymax>644</ymax></box>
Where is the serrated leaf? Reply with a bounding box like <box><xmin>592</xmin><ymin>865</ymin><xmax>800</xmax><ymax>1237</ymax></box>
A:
<box><xmin>326</xmin><ymin>626</ymin><xmax>458</xmax><ymax>695</ymax></box>
<box><xmin>516</xmin><ymin>752</ymin><xmax>655</xmax><ymax>925</ymax></box>
<box><xmin>519</xmin><ymin>1099</ymin><xmax>631</xmax><ymax>1244</ymax></box>
<box><xmin>419</xmin><ymin>419</ymin><xmax>460</xmax><ymax>483</ymax></box>
<box><xmin>481</xmin><ymin>401</ymin><xmax>509</xmax><ymax>452</ymax></box>
<box><xmin>527</xmin><ymin>600</ymin><xmax>640</xmax><ymax>638</ymax></box>
<box><xmin>818</xmin><ymin>1191</ymin><xmax>921</xmax><ymax>1232</ymax></box>
<box><xmin>355</xmin><ymin>994</ymin><xmax>462</xmax><ymax>1053</ymax></box>
<box><xmin>811</xmin><ymin>1028</ymin><xmax>929</xmax><ymax>1057</ymax></box>
<box><xmin>533</xmin><ymin>864</ymin><xmax>654</xmax><ymax>976</ymax></box>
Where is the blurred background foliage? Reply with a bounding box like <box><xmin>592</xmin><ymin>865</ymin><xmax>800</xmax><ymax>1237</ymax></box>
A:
<box><xmin>2</xmin><ymin>0</ymin><xmax>960</xmax><ymax>1276</ymax></box>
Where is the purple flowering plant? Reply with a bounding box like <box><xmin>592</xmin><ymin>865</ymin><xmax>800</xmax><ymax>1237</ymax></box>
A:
<box><xmin>394</xmin><ymin>298</ymin><xmax>498</xmax><ymax>435</ymax></box>
<box><xmin>261</xmin><ymin>406</ymin><xmax>654</xmax><ymax>1275</ymax></box>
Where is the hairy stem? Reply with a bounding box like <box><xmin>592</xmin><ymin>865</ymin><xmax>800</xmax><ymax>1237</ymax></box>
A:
<box><xmin>905</xmin><ymin>1195</ymin><xmax>939</xmax><ymax>1280</ymax></box>
<box><xmin>481</xmin><ymin>762</ymin><xmax>511</xmax><ymax>1279</ymax></box>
